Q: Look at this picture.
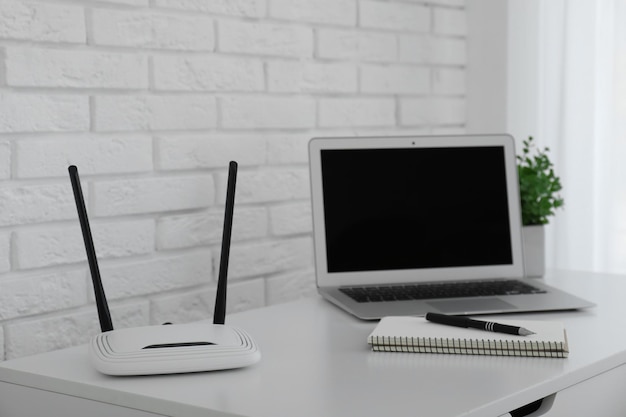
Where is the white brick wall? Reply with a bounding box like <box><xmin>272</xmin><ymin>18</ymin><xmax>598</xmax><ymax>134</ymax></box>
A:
<box><xmin>98</xmin><ymin>251</ymin><xmax>212</xmax><ymax>300</ymax></box>
<box><xmin>155</xmin><ymin>134</ymin><xmax>267</xmax><ymax>170</ymax></box>
<box><xmin>91</xmin><ymin>9</ymin><xmax>215</xmax><ymax>51</ymax></box>
<box><xmin>153</xmin><ymin>55</ymin><xmax>264</xmax><ymax>91</ymax></box>
<box><xmin>218</xmin><ymin>21</ymin><xmax>314</xmax><ymax>58</ymax></box>
<box><xmin>0</xmin><ymin>94</ymin><xmax>89</xmax><ymax>133</ymax></box>
<box><xmin>15</xmin><ymin>135</ymin><xmax>153</xmax><ymax>178</ymax></box>
<box><xmin>5</xmin><ymin>48</ymin><xmax>148</xmax><ymax>89</ymax></box>
<box><xmin>0</xmin><ymin>183</ymin><xmax>78</xmax><ymax>226</ymax></box>
<box><xmin>267</xmin><ymin>61</ymin><xmax>358</xmax><ymax>93</ymax></box>
<box><xmin>91</xmin><ymin>175</ymin><xmax>214</xmax><ymax>216</ymax></box>
<box><xmin>269</xmin><ymin>0</ymin><xmax>356</xmax><ymax>26</ymax></box>
<box><xmin>317</xmin><ymin>28</ymin><xmax>397</xmax><ymax>62</ymax></box>
<box><xmin>0</xmin><ymin>232</ymin><xmax>11</xmax><ymax>273</ymax></box>
<box><xmin>318</xmin><ymin>97</ymin><xmax>396</xmax><ymax>127</ymax></box>
<box><xmin>0</xmin><ymin>270</ymin><xmax>87</xmax><ymax>320</ymax></box>
<box><xmin>0</xmin><ymin>0</ymin><xmax>467</xmax><ymax>360</ymax></box>
<box><xmin>266</xmin><ymin>268</ymin><xmax>317</xmax><ymax>305</ymax></box>
<box><xmin>221</xmin><ymin>96</ymin><xmax>316</xmax><ymax>129</ymax></box>
<box><xmin>154</xmin><ymin>0</ymin><xmax>266</xmax><ymax>17</ymax></box>
<box><xmin>360</xmin><ymin>1</ymin><xmax>430</xmax><ymax>32</ymax></box>
<box><xmin>0</xmin><ymin>141</ymin><xmax>10</xmax><ymax>179</ymax></box>
<box><xmin>14</xmin><ymin>219</ymin><xmax>155</xmax><ymax>269</ymax></box>
<box><xmin>94</xmin><ymin>95</ymin><xmax>217</xmax><ymax>131</ymax></box>
<box><xmin>0</xmin><ymin>1</ymin><xmax>85</xmax><ymax>43</ymax></box>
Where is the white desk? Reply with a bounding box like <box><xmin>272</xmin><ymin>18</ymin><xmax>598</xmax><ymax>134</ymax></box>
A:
<box><xmin>1</xmin><ymin>270</ymin><xmax>626</xmax><ymax>417</ymax></box>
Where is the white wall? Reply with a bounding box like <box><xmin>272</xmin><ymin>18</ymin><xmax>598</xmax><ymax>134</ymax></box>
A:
<box><xmin>0</xmin><ymin>0</ymin><xmax>468</xmax><ymax>360</ymax></box>
<box><xmin>466</xmin><ymin>0</ymin><xmax>541</xmax><ymax>145</ymax></box>
<box><xmin>466</xmin><ymin>0</ymin><xmax>508</xmax><ymax>134</ymax></box>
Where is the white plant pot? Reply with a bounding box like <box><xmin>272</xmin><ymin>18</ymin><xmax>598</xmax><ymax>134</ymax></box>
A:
<box><xmin>522</xmin><ymin>225</ymin><xmax>545</xmax><ymax>277</ymax></box>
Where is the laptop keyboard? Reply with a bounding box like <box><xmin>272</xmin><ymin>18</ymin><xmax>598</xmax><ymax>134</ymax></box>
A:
<box><xmin>339</xmin><ymin>279</ymin><xmax>547</xmax><ymax>303</ymax></box>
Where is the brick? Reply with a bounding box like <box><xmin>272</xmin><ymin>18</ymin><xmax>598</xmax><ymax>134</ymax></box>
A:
<box><xmin>5</xmin><ymin>48</ymin><xmax>148</xmax><ymax>89</ymax></box>
<box><xmin>266</xmin><ymin>268</ymin><xmax>317</xmax><ymax>305</ymax></box>
<box><xmin>99</xmin><ymin>251</ymin><xmax>212</xmax><ymax>299</ymax></box>
<box><xmin>14</xmin><ymin>219</ymin><xmax>155</xmax><ymax>270</ymax></box>
<box><xmin>219</xmin><ymin>20</ymin><xmax>314</xmax><ymax>58</ymax></box>
<box><xmin>225</xmin><ymin>279</ymin><xmax>266</xmax><ymax>314</ymax></box>
<box><xmin>220</xmin><ymin>96</ymin><xmax>315</xmax><ymax>129</ymax></box>
<box><xmin>400</xmin><ymin>98</ymin><xmax>466</xmax><ymax>126</ymax></box>
<box><xmin>319</xmin><ymin>97</ymin><xmax>395</xmax><ymax>127</ymax></box>
<box><xmin>92</xmin><ymin>9</ymin><xmax>214</xmax><ymax>51</ymax></box>
<box><xmin>434</xmin><ymin>8</ymin><xmax>467</xmax><ymax>36</ymax></box>
<box><xmin>15</xmin><ymin>135</ymin><xmax>153</xmax><ymax>178</ymax></box>
<box><xmin>0</xmin><ymin>183</ymin><xmax>79</xmax><ymax>226</ymax></box>
<box><xmin>350</xmin><ymin>126</ymin><xmax>430</xmax><ymax>137</ymax></box>
<box><xmin>153</xmin><ymin>55</ymin><xmax>264</xmax><ymax>91</ymax></box>
<box><xmin>151</xmin><ymin>278</ymin><xmax>265</xmax><ymax>323</ymax></box>
<box><xmin>92</xmin><ymin>175</ymin><xmax>214</xmax><ymax>216</ymax></box>
<box><xmin>94</xmin><ymin>95</ymin><xmax>217</xmax><ymax>131</ymax></box>
<box><xmin>359</xmin><ymin>1</ymin><xmax>430</xmax><ymax>32</ymax></box>
<box><xmin>428</xmin><ymin>0</ymin><xmax>465</xmax><ymax>5</ymax></box>
<box><xmin>0</xmin><ymin>270</ymin><xmax>87</xmax><ymax>320</ymax></box>
<box><xmin>0</xmin><ymin>231</ymin><xmax>9</xmax><ymax>273</ymax></box>
<box><xmin>317</xmin><ymin>28</ymin><xmax>396</xmax><ymax>62</ymax></box>
<box><xmin>0</xmin><ymin>94</ymin><xmax>89</xmax><ymax>133</ymax></box>
<box><xmin>361</xmin><ymin>65</ymin><xmax>430</xmax><ymax>94</ymax></box>
<box><xmin>0</xmin><ymin>0</ymin><xmax>474</xmax><ymax>360</ymax></box>
<box><xmin>112</xmin><ymin>301</ymin><xmax>152</xmax><ymax>329</ymax></box>
<box><xmin>270</xmin><ymin>201</ymin><xmax>313</xmax><ymax>236</ymax></box>
<box><xmin>97</xmin><ymin>0</ymin><xmax>148</xmax><ymax>5</ymax></box>
<box><xmin>157</xmin><ymin>206</ymin><xmax>268</xmax><ymax>250</ymax></box>
<box><xmin>5</xmin><ymin>302</ymin><xmax>149</xmax><ymax>359</ymax></box>
<box><xmin>227</xmin><ymin>168</ymin><xmax>310</xmax><ymax>204</ymax></box>
<box><xmin>231</xmin><ymin>207</ymin><xmax>271</xmax><ymax>245</ymax></box>
<box><xmin>432</xmin><ymin>127</ymin><xmax>467</xmax><ymax>135</ymax></box>
<box><xmin>0</xmin><ymin>141</ymin><xmax>10</xmax><ymax>179</ymax></box>
<box><xmin>267</xmin><ymin>61</ymin><xmax>357</xmax><ymax>93</ymax></box>
<box><xmin>400</xmin><ymin>35</ymin><xmax>466</xmax><ymax>65</ymax></box>
<box><xmin>269</xmin><ymin>0</ymin><xmax>356</xmax><ymax>26</ymax></box>
<box><xmin>266</xmin><ymin>134</ymin><xmax>310</xmax><ymax>165</ymax></box>
<box><xmin>150</xmin><ymin>286</ymin><xmax>215</xmax><ymax>325</ymax></box>
<box><xmin>154</xmin><ymin>0</ymin><xmax>266</xmax><ymax>17</ymax></box>
<box><xmin>0</xmin><ymin>1</ymin><xmax>85</xmax><ymax>43</ymax></box>
<box><xmin>156</xmin><ymin>134</ymin><xmax>266</xmax><ymax>170</ymax></box>
<box><xmin>270</xmin><ymin>201</ymin><xmax>312</xmax><ymax>236</ymax></box>
<box><xmin>430</xmin><ymin>38</ymin><xmax>467</xmax><ymax>65</ymax></box>
<box><xmin>433</xmin><ymin>68</ymin><xmax>466</xmax><ymax>95</ymax></box>
<box><xmin>157</xmin><ymin>211</ymin><xmax>221</xmax><ymax>250</ymax></box>
<box><xmin>396</xmin><ymin>35</ymin><xmax>432</xmax><ymax>64</ymax></box>
<box><xmin>229</xmin><ymin>237</ymin><xmax>313</xmax><ymax>279</ymax></box>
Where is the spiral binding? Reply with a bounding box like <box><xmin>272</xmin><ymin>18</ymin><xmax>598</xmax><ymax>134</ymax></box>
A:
<box><xmin>370</xmin><ymin>335</ymin><xmax>567</xmax><ymax>357</ymax></box>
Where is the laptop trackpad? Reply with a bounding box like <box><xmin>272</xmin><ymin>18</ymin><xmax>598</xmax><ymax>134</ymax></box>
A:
<box><xmin>427</xmin><ymin>298</ymin><xmax>516</xmax><ymax>314</ymax></box>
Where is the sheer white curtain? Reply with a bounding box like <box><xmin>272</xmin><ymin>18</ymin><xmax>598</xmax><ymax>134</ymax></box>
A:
<box><xmin>537</xmin><ymin>0</ymin><xmax>626</xmax><ymax>273</ymax></box>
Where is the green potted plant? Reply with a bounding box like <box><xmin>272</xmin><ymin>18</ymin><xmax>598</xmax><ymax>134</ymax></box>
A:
<box><xmin>517</xmin><ymin>136</ymin><xmax>564</xmax><ymax>276</ymax></box>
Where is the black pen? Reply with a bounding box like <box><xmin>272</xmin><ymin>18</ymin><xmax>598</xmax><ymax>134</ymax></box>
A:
<box><xmin>425</xmin><ymin>312</ymin><xmax>535</xmax><ymax>336</ymax></box>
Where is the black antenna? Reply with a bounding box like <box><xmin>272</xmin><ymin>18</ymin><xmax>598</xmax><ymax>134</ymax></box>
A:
<box><xmin>213</xmin><ymin>161</ymin><xmax>237</xmax><ymax>325</ymax></box>
<box><xmin>68</xmin><ymin>166</ymin><xmax>114</xmax><ymax>333</ymax></box>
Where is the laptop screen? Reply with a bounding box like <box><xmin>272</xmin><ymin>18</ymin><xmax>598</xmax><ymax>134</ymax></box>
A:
<box><xmin>320</xmin><ymin>146</ymin><xmax>513</xmax><ymax>273</ymax></box>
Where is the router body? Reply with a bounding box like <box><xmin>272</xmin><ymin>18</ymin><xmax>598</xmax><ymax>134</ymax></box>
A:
<box><xmin>69</xmin><ymin>162</ymin><xmax>260</xmax><ymax>376</ymax></box>
<box><xmin>90</xmin><ymin>322</ymin><xmax>260</xmax><ymax>375</ymax></box>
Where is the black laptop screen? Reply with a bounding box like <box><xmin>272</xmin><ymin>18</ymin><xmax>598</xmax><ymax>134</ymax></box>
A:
<box><xmin>320</xmin><ymin>146</ymin><xmax>513</xmax><ymax>273</ymax></box>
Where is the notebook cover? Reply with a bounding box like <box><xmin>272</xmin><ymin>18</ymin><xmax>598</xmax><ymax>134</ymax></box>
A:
<box><xmin>368</xmin><ymin>316</ymin><xmax>568</xmax><ymax>357</ymax></box>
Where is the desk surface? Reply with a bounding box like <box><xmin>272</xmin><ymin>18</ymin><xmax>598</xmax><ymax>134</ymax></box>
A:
<box><xmin>1</xmin><ymin>270</ymin><xmax>626</xmax><ymax>417</ymax></box>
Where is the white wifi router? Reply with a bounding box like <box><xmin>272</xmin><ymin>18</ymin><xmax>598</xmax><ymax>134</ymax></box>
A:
<box><xmin>69</xmin><ymin>162</ymin><xmax>260</xmax><ymax>376</ymax></box>
<box><xmin>89</xmin><ymin>322</ymin><xmax>260</xmax><ymax>376</ymax></box>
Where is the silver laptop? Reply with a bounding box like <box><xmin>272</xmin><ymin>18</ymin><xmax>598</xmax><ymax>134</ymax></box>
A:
<box><xmin>308</xmin><ymin>134</ymin><xmax>594</xmax><ymax>320</ymax></box>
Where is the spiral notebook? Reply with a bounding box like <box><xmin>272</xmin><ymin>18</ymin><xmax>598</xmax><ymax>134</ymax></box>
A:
<box><xmin>368</xmin><ymin>316</ymin><xmax>569</xmax><ymax>358</ymax></box>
